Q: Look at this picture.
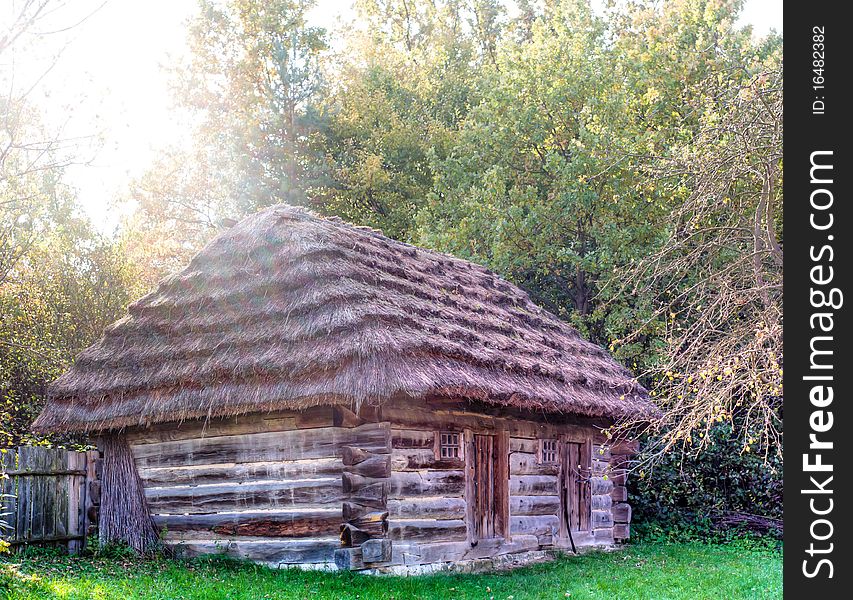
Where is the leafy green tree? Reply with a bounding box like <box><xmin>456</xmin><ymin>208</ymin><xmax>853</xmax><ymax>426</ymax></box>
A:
<box><xmin>129</xmin><ymin>0</ymin><xmax>328</xmax><ymax>252</ymax></box>
<box><xmin>1</xmin><ymin>212</ymin><xmax>143</xmax><ymax>448</ymax></box>
<box><xmin>417</xmin><ymin>0</ymin><xmax>668</xmax><ymax>359</ymax></box>
<box><xmin>314</xmin><ymin>0</ymin><xmax>502</xmax><ymax>239</ymax></box>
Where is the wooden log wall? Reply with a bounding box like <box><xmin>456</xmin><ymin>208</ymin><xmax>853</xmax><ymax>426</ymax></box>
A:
<box><xmin>509</xmin><ymin>433</ymin><xmax>617</xmax><ymax>550</ymax></box>
<box><xmin>386</xmin><ymin>428</ymin><xmax>467</xmax><ymax>546</ymax></box>
<box><xmin>586</xmin><ymin>440</ymin><xmax>615</xmax><ymax>545</ymax></box>
<box><xmin>508</xmin><ymin>435</ymin><xmax>560</xmax><ymax>547</ymax></box>
<box><xmin>385</xmin><ymin>423</ymin><xmax>504</xmax><ymax>567</ymax></box>
<box><xmin>608</xmin><ymin>439</ymin><xmax>639</xmax><ymax>541</ymax></box>
<box><xmin>337</xmin><ymin>416</ymin><xmax>392</xmax><ymax>568</ymax></box>
<box><xmin>128</xmin><ymin>406</ymin><xmax>386</xmax><ymax>567</ymax></box>
<box><xmin>125</xmin><ymin>398</ymin><xmax>633</xmax><ymax>569</ymax></box>
<box><xmin>379</xmin><ymin>398</ymin><xmax>619</xmax><ymax>566</ymax></box>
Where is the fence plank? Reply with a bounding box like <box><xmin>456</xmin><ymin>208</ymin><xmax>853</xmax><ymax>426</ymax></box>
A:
<box><xmin>44</xmin><ymin>450</ymin><xmax>58</xmax><ymax>541</ymax></box>
<box><xmin>67</xmin><ymin>452</ymin><xmax>83</xmax><ymax>553</ymax></box>
<box><xmin>32</xmin><ymin>449</ymin><xmax>45</xmax><ymax>541</ymax></box>
<box><xmin>1</xmin><ymin>450</ymin><xmax>17</xmax><ymax>541</ymax></box>
<box><xmin>15</xmin><ymin>447</ymin><xmax>31</xmax><ymax>543</ymax></box>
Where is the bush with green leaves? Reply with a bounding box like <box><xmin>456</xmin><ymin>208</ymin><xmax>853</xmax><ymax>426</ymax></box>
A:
<box><xmin>630</xmin><ymin>417</ymin><xmax>782</xmax><ymax>543</ymax></box>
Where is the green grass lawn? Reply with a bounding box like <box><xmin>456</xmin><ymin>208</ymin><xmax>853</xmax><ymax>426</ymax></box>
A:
<box><xmin>1</xmin><ymin>541</ymin><xmax>781</xmax><ymax>600</ymax></box>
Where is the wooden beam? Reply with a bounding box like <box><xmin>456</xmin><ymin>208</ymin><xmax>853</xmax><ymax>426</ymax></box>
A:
<box><xmin>334</xmin><ymin>547</ymin><xmax>364</xmax><ymax>570</ymax></box>
<box><xmin>390</xmin><ymin>429</ymin><xmax>435</xmax><ymax>449</ymax></box>
<box><xmin>590</xmin><ymin>476</ymin><xmax>613</xmax><ymax>496</ymax></box>
<box><xmin>386</xmin><ymin>519</ymin><xmax>467</xmax><ymax>543</ymax></box>
<box><xmin>509</xmin><ymin>437</ymin><xmax>538</xmax><ymax>453</ymax></box>
<box><xmin>509</xmin><ymin>515</ymin><xmax>559</xmax><ymax>539</ymax></box>
<box><xmin>340</xmin><ymin>523</ymin><xmax>372</xmax><ymax>546</ymax></box>
<box><xmin>145</xmin><ymin>479</ymin><xmax>343</xmax><ymax>514</ymax></box>
<box><xmin>389</xmin><ymin>449</ymin><xmax>464</xmax><ymax>471</ymax></box>
<box><xmin>389</xmin><ymin>470</ymin><xmax>465</xmax><ymax>499</ymax></box>
<box><xmin>510</xmin><ymin>495</ymin><xmax>560</xmax><ymax>517</ymax></box>
<box><xmin>153</xmin><ymin>509</ymin><xmax>341</xmax><ymax>538</ymax></box>
<box><xmin>591</xmin><ymin>509</ymin><xmax>614</xmax><ymax>529</ymax></box>
<box><xmin>509</xmin><ymin>452</ymin><xmax>558</xmax><ymax>476</ymax></box>
<box><xmin>361</xmin><ymin>538</ymin><xmax>392</xmax><ymax>563</ymax></box>
<box><xmin>127</xmin><ymin>406</ymin><xmax>335</xmax><ymax>445</ymax></box>
<box><xmin>170</xmin><ymin>538</ymin><xmax>340</xmax><ymax>564</ymax></box>
<box><xmin>333</xmin><ymin>406</ymin><xmax>364</xmax><ymax>428</ymax></box>
<box><xmin>612</xmin><ymin>503</ymin><xmax>632</xmax><ymax>523</ymax></box>
<box><xmin>132</xmin><ymin>424</ymin><xmax>388</xmax><ymax>468</ymax></box>
<box><xmin>390</xmin><ymin>535</ymin><xmax>540</xmax><ymax>566</ymax></box>
<box><xmin>138</xmin><ymin>457</ymin><xmax>342</xmax><ymax>487</ymax></box>
<box><xmin>509</xmin><ymin>475</ymin><xmax>559</xmax><ymax>496</ymax></box>
<box><xmin>591</xmin><ymin>495</ymin><xmax>613</xmax><ymax>511</ymax></box>
<box><xmin>387</xmin><ymin>497</ymin><xmax>466</xmax><ymax>520</ymax></box>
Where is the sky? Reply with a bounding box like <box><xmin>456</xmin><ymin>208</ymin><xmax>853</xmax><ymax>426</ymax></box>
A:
<box><xmin>9</xmin><ymin>0</ymin><xmax>782</xmax><ymax>234</ymax></box>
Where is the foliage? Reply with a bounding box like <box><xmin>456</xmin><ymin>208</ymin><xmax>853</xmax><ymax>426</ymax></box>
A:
<box><xmin>630</xmin><ymin>419</ymin><xmax>782</xmax><ymax>543</ymax></box>
<box><xmin>0</xmin><ymin>541</ymin><xmax>782</xmax><ymax>599</ymax></box>
<box><xmin>0</xmin><ymin>213</ymin><xmax>143</xmax><ymax>448</ymax></box>
<box><xmin>128</xmin><ymin>0</ymin><xmax>329</xmax><ymax>255</ymax></box>
<box><xmin>0</xmin><ymin>0</ymin><xmax>138</xmax><ymax>448</ymax></box>
<box><xmin>417</xmin><ymin>0</ymin><xmax>669</xmax><ymax>351</ymax></box>
<box><xmin>314</xmin><ymin>0</ymin><xmax>502</xmax><ymax>239</ymax></box>
<box><xmin>1</xmin><ymin>0</ymin><xmax>71</xmax><ymax>287</ymax></box>
<box><xmin>614</xmin><ymin>59</ymin><xmax>782</xmax><ymax>463</ymax></box>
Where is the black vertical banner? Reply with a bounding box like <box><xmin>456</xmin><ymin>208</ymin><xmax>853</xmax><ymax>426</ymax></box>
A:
<box><xmin>784</xmin><ymin>1</ymin><xmax>852</xmax><ymax>597</ymax></box>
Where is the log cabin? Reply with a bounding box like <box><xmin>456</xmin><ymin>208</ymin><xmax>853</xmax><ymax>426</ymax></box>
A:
<box><xmin>33</xmin><ymin>204</ymin><xmax>657</xmax><ymax>572</ymax></box>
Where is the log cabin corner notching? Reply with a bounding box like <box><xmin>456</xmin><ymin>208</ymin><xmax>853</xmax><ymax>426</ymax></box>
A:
<box><xmin>33</xmin><ymin>204</ymin><xmax>658</xmax><ymax>572</ymax></box>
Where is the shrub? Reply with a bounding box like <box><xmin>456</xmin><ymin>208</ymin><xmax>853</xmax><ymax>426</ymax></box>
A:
<box><xmin>630</xmin><ymin>420</ymin><xmax>782</xmax><ymax>543</ymax></box>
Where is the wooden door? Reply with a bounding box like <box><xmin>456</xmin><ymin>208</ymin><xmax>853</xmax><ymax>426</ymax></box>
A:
<box><xmin>466</xmin><ymin>431</ymin><xmax>508</xmax><ymax>544</ymax></box>
<box><xmin>472</xmin><ymin>434</ymin><xmax>496</xmax><ymax>540</ymax></box>
<box><xmin>560</xmin><ymin>440</ymin><xmax>591</xmax><ymax>534</ymax></box>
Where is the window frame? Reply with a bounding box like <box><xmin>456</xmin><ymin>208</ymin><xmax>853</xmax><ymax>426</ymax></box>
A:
<box><xmin>436</xmin><ymin>430</ymin><xmax>464</xmax><ymax>460</ymax></box>
<box><xmin>539</xmin><ymin>437</ymin><xmax>559</xmax><ymax>464</ymax></box>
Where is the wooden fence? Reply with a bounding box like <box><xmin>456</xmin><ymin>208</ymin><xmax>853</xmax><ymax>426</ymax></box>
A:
<box><xmin>1</xmin><ymin>446</ymin><xmax>99</xmax><ymax>553</ymax></box>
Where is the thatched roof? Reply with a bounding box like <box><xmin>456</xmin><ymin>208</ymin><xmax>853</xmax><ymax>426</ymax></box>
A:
<box><xmin>34</xmin><ymin>205</ymin><xmax>655</xmax><ymax>433</ymax></box>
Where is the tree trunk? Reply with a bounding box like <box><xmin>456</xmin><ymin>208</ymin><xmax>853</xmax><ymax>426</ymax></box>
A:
<box><xmin>99</xmin><ymin>434</ymin><xmax>159</xmax><ymax>553</ymax></box>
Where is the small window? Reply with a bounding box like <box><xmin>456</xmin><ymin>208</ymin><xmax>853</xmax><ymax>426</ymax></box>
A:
<box><xmin>540</xmin><ymin>439</ymin><xmax>558</xmax><ymax>464</ymax></box>
<box><xmin>439</xmin><ymin>432</ymin><xmax>462</xmax><ymax>459</ymax></box>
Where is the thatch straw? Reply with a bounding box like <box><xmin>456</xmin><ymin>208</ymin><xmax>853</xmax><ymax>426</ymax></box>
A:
<box><xmin>98</xmin><ymin>434</ymin><xmax>159</xmax><ymax>552</ymax></box>
<box><xmin>33</xmin><ymin>205</ymin><xmax>656</xmax><ymax>433</ymax></box>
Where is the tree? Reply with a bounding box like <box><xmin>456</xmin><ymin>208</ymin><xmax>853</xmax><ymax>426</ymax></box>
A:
<box><xmin>1</xmin><ymin>0</ymin><xmax>137</xmax><ymax>447</ymax></box>
<box><xmin>414</xmin><ymin>0</ymin><xmax>783</xmax><ymax>468</ymax></box>
<box><xmin>314</xmin><ymin>0</ymin><xmax>502</xmax><ymax>239</ymax></box>
<box><xmin>1</xmin><ymin>215</ymin><xmax>143</xmax><ymax>448</ymax></box>
<box><xmin>416</xmin><ymin>0</ymin><xmax>669</xmax><ymax>352</ymax></box>
<box><xmin>129</xmin><ymin>0</ymin><xmax>328</xmax><ymax>255</ymax></box>
<box><xmin>616</xmin><ymin>63</ymin><xmax>783</xmax><ymax>461</ymax></box>
<box><xmin>1</xmin><ymin>1</ymin><xmax>75</xmax><ymax>285</ymax></box>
